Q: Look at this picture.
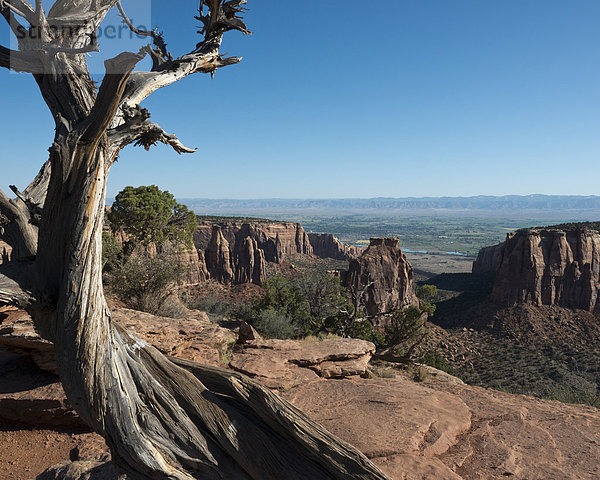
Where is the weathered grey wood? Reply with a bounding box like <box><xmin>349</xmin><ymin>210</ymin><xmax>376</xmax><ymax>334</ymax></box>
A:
<box><xmin>0</xmin><ymin>261</ymin><xmax>35</xmax><ymax>306</ymax></box>
<box><xmin>0</xmin><ymin>189</ymin><xmax>38</xmax><ymax>259</ymax></box>
<box><xmin>0</xmin><ymin>2</ymin><xmax>392</xmax><ymax>479</ymax></box>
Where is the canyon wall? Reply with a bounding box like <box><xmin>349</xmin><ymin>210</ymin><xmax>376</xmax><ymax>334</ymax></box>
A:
<box><xmin>344</xmin><ymin>238</ymin><xmax>418</xmax><ymax>317</ymax></box>
<box><xmin>489</xmin><ymin>227</ymin><xmax>600</xmax><ymax>311</ymax></box>
<box><xmin>308</xmin><ymin>233</ymin><xmax>362</xmax><ymax>261</ymax></box>
<box><xmin>109</xmin><ymin>229</ymin><xmax>209</xmax><ymax>286</ymax></box>
<box><xmin>472</xmin><ymin>242</ymin><xmax>504</xmax><ymax>274</ymax></box>
<box><xmin>195</xmin><ymin>219</ymin><xmax>312</xmax><ymax>285</ymax></box>
<box><xmin>106</xmin><ymin>216</ymin><xmax>313</xmax><ymax>286</ymax></box>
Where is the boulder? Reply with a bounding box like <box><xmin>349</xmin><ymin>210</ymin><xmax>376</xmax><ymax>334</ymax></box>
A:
<box><xmin>111</xmin><ymin>308</ymin><xmax>236</xmax><ymax>366</ymax></box>
<box><xmin>229</xmin><ymin>337</ymin><xmax>375</xmax><ymax>389</ymax></box>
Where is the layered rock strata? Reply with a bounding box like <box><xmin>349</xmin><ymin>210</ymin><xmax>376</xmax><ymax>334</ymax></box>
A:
<box><xmin>229</xmin><ymin>338</ymin><xmax>375</xmax><ymax>390</ymax></box>
<box><xmin>309</xmin><ymin>233</ymin><xmax>362</xmax><ymax>261</ymax></box>
<box><xmin>195</xmin><ymin>220</ymin><xmax>312</xmax><ymax>285</ymax></box>
<box><xmin>472</xmin><ymin>242</ymin><xmax>503</xmax><ymax>275</ymax></box>
<box><xmin>490</xmin><ymin>227</ymin><xmax>600</xmax><ymax>311</ymax></box>
<box><xmin>344</xmin><ymin>238</ymin><xmax>418</xmax><ymax>317</ymax></box>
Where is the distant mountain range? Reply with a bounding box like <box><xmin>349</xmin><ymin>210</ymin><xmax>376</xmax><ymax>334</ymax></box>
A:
<box><xmin>179</xmin><ymin>195</ymin><xmax>600</xmax><ymax>217</ymax></box>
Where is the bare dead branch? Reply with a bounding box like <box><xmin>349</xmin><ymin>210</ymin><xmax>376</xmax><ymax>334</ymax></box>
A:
<box><xmin>0</xmin><ymin>44</ymin><xmax>42</xmax><ymax>71</ymax></box>
<box><xmin>107</xmin><ymin>105</ymin><xmax>196</xmax><ymax>161</ymax></box>
<box><xmin>79</xmin><ymin>51</ymin><xmax>145</xmax><ymax>149</ymax></box>
<box><xmin>120</xmin><ymin>0</ymin><xmax>248</xmax><ymax>108</ymax></box>
<box><xmin>0</xmin><ymin>0</ymin><xmax>35</xmax><ymax>24</ymax></box>
<box><xmin>133</xmin><ymin>122</ymin><xmax>197</xmax><ymax>154</ymax></box>
<box><xmin>23</xmin><ymin>160</ymin><xmax>51</xmax><ymax>207</ymax></box>
<box><xmin>196</xmin><ymin>0</ymin><xmax>251</xmax><ymax>43</ymax></box>
<box><xmin>9</xmin><ymin>185</ymin><xmax>43</xmax><ymax>226</ymax></box>
<box><xmin>0</xmin><ymin>188</ymin><xmax>37</xmax><ymax>258</ymax></box>
<box><xmin>1</xmin><ymin>2</ymin><xmax>27</xmax><ymax>39</ymax></box>
<box><xmin>116</xmin><ymin>0</ymin><xmax>171</xmax><ymax>69</ymax></box>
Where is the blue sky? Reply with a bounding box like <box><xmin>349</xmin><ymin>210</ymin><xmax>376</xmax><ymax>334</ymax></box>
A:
<box><xmin>1</xmin><ymin>0</ymin><xmax>599</xmax><ymax>199</ymax></box>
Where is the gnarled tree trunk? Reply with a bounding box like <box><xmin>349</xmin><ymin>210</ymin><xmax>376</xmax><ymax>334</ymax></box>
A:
<box><xmin>0</xmin><ymin>1</ymin><xmax>391</xmax><ymax>478</ymax></box>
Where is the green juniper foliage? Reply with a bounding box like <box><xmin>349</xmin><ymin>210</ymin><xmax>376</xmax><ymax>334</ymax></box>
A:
<box><xmin>102</xmin><ymin>186</ymin><xmax>196</xmax><ymax>316</ymax></box>
<box><xmin>108</xmin><ymin>185</ymin><xmax>197</xmax><ymax>248</ymax></box>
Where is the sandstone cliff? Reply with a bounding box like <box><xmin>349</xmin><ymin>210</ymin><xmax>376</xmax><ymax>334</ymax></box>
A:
<box><xmin>194</xmin><ymin>219</ymin><xmax>311</xmax><ymax>285</ymax></box>
<box><xmin>110</xmin><ymin>229</ymin><xmax>209</xmax><ymax>285</ymax></box>
<box><xmin>490</xmin><ymin>226</ymin><xmax>600</xmax><ymax>311</ymax></box>
<box><xmin>309</xmin><ymin>233</ymin><xmax>362</xmax><ymax>261</ymax></box>
<box><xmin>344</xmin><ymin>238</ymin><xmax>418</xmax><ymax>316</ymax></box>
<box><xmin>472</xmin><ymin>242</ymin><xmax>503</xmax><ymax>274</ymax></box>
<box><xmin>195</xmin><ymin>218</ymin><xmax>312</xmax><ymax>262</ymax></box>
<box><xmin>204</xmin><ymin>226</ymin><xmax>235</xmax><ymax>283</ymax></box>
<box><xmin>234</xmin><ymin>236</ymin><xmax>266</xmax><ymax>285</ymax></box>
<box><xmin>162</xmin><ymin>244</ymin><xmax>209</xmax><ymax>285</ymax></box>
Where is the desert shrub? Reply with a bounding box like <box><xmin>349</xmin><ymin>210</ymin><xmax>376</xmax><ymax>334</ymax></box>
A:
<box><xmin>254</xmin><ymin>309</ymin><xmax>297</xmax><ymax>339</ymax></box>
<box><xmin>102</xmin><ymin>186</ymin><xmax>197</xmax><ymax>316</ymax></box>
<box><xmin>102</xmin><ymin>231</ymin><xmax>123</xmax><ymax>271</ymax></box>
<box><xmin>251</xmin><ymin>273</ymin><xmax>357</xmax><ymax>339</ymax></box>
<box><xmin>417</xmin><ymin>284</ymin><xmax>438</xmax><ymax>302</ymax></box>
<box><xmin>544</xmin><ymin>385</ymin><xmax>600</xmax><ymax>409</ymax></box>
<box><xmin>256</xmin><ymin>276</ymin><xmax>309</xmax><ymax>322</ymax></box>
<box><xmin>377</xmin><ymin>284</ymin><xmax>439</xmax><ymax>361</ymax></box>
<box><xmin>384</xmin><ymin>306</ymin><xmax>429</xmax><ymax>356</ymax></box>
<box><xmin>348</xmin><ymin>319</ymin><xmax>385</xmax><ymax>347</ymax></box>
<box><xmin>156</xmin><ymin>296</ymin><xmax>188</xmax><ymax>319</ymax></box>
<box><xmin>420</xmin><ymin>351</ymin><xmax>454</xmax><ymax>374</ymax></box>
<box><xmin>189</xmin><ymin>294</ymin><xmax>236</xmax><ymax>323</ymax></box>
<box><xmin>107</xmin><ymin>253</ymin><xmax>184</xmax><ymax>315</ymax></box>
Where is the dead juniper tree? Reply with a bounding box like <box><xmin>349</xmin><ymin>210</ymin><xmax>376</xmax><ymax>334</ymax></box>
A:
<box><xmin>0</xmin><ymin>1</ymin><xmax>390</xmax><ymax>478</ymax></box>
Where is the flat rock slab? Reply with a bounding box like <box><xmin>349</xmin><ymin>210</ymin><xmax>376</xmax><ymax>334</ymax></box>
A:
<box><xmin>111</xmin><ymin>308</ymin><xmax>236</xmax><ymax>366</ymax></box>
<box><xmin>0</xmin><ymin>308</ymin><xmax>237</xmax><ymax>373</ymax></box>
<box><xmin>282</xmin><ymin>377</ymin><xmax>472</xmax><ymax>460</ymax></box>
<box><xmin>230</xmin><ymin>338</ymin><xmax>375</xmax><ymax>389</ymax></box>
<box><xmin>373</xmin><ymin>454</ymin><xmax>462</xmax><ymax>480</ymax></box>
<box><xmin>433</xmin><ymin>381</ymin><xmax>600</xmax><ymax>480</ymax></box>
